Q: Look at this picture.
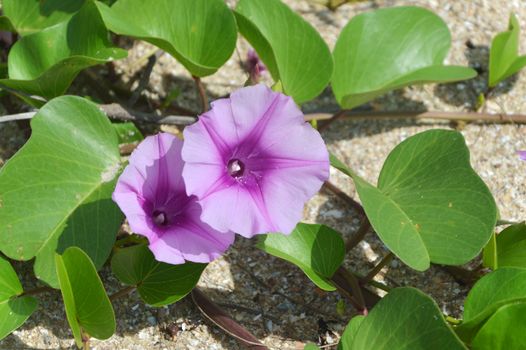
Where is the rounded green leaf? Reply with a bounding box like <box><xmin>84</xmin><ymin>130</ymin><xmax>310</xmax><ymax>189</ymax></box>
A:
<box><xmin>471</xmin><ymin>302</ymin><xmax>526</xmax><ymax>350</ymax></box>
<box><xmin>350</xmin><ymin>288</ymin><xmax>465</xmax><ymax>349</ymax></box>
<box><xmin>95</xmin><ymin>0</ymin><xmax>236</xmax><ymax>77</ymax></box>
<box><xmin>330</xmin><ymin>130</ymin><xmax>497</xmax><ymax>271</ymax></box>
<box><xmin>257</xmin><ymin>223</ymin><xmax>345</xmax><ymax>291</ymax></box>
<box><xmin>3</xmin><ymin>0</ymin><xmax>84</xmax><ymax>36</ymax></box>
<box><xmin>0</xmin><ymin>256</ymin><xmax>38</xmax><ymax>341</ymax></box>
<box><xmin>235</xmin><ymin>0</ymin><xmax>333</xmax><ymax>103</ymax></box>
<box><xmin>111</xmin><ymin>244</ymin><xmax>206</xmax><ymax>306</ymax></box>
<box><xmin>0</xmin><ymin>297</ymin><xmax>38</xmax><ymax>341</ymax></box>
<box><xmin>0</xmin><ymin>256</ymin><xmax>22</xmax><ymax>300</ymax></box>
<box><xmin>495</xmin><ymin>223</ymin><xmax>526</xmax><ymax>268</ymax></box>
<box><xmin>0</xmin><ymin>96</ymin><xmax>123</xmax><ymax>288</ymax></box>
<box><xmin>457</xmin><ymin>267</ymin><xmax>526</xmax><ymax>342</ymax></box>
<box><xmin>489</xmin><ymin>14</ymin><xmax>526</xmax><ymax>87</ymax></box>
<box><xmin>338</xmin><ymin>315</ymin><xmax>365</xmax><ymax>350</ymax></box>
<box><xmin>332</xmin><ymin>6</ymin><xmax>476</xmax><ymax>109</ymax></box>
<box><xmin>55</xmin><ymin>247</ymin><xmax>115</xmax><ymax>347</ymax></box>
<box><xmin>0</xmin><ymin>2</ymin><xmax>127</xmax><ymax>101</ymax></box>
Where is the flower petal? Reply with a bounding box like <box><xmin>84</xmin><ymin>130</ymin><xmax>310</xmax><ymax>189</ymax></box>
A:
<box><xmin>519</xmin><ymin>151</ymin><xmax>526</xmax><ymax>161</ymax></box>
<box><xmin>128</xmin><ymin>133</ymin><xmax>185</xmax><ymax>200</ymax></box>
<box><xmin>198</xmin><ymin>184</ymin><xmax>276</xmax><ymax>237</ymax></box>
<box><xmin>149</xmin><ymin>201</ymin><xmax>235</xmax><ymax>263</ymax></box>
<box><xmin>182</xmin><ymin>84</ymin><xmax>329</xmax><ymax>238</ymax></box>
<box><xmin>182</xmin><ymin>98</ymin><xmax>238</xmax><ymax>165</ymax></box>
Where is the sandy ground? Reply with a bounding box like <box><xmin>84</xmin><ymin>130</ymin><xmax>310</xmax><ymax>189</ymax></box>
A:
<box><xmin>1</xmin><ymin>0</ymin><xmax>525</xmax><ymax>349</ymax></box>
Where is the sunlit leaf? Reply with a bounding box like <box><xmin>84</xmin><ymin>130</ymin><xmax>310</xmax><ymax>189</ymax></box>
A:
<box><xmin>55</xmin><ymin>247</ymin><xmax>115</xmax><ymax>347</ymax></box>
<box><xmin>332</xmin><ymin>6</ymin><xmax>476</xmax><ymax>109</ymax></box>
<box><xmin>257</xmin><ymin>223</ymin><xmax>345</xmax><ymax>291</ymax></box>
<box><xmin>350</xmin><ymin>288</ymin><xmax>465</xmax><ymax>349</ymax></box>
<box><xmin>338</xmin><ymin>315</ymin><xmax>365</xmax><ymax>350</ymax></box>
<box><xmin>235</xmin><ymin>0</ymin><xmax>333</xmax><ymax>103</ymax></box>
<box><xmin>331</xmin><ymin>130</ymin><xmax>497</xmax><ymax>271</ymax></box>
<box><xmin>0</xmin><ymin>256</ymin><xmax>38</xmax><ymax>340</ymax></box>
<box><xmin>495</xmin><ymin>223</ymin><xmax>526</xmax><ymax>268</ymax></box>
<box><xmin>96</xmin><ymin>0</ymin><xmax>237</xmax><ymax>77</ymax></box>
<box><xmin>0</xmin><ymin>2</ymin><xmax>127</xmax><ymax>102</ymax></box>
<box><xmin>456</xmin><ymin>267</ymin><xmax>526</xmax><ymax>342</ymax></box>
<box><xmin>0</xmin><ymin>96</ymin><xmax>123</xmax><ymax>288</ymax></box>
<box><xmin>488</xmin><ymin>14</ymin><xmax>526</xmax><ymax>87</ymax></box>
<box><xmin>3</xmin><ymin>0</ymin><xmax>84</xmax><ymax>36</ymax></box>
<box><xmin>471</xmin><ymin>302</ymin><xmax>526</xmax><ymax>350</ymax></box>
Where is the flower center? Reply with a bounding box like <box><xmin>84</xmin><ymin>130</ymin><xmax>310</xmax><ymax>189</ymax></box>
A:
<box><xmin>227</xmin><ymin>159</ymin><xmax>245</xmax><ymax>178</ymax></box>
<box><xmin>152</xmin><ymin>210</ymin><xmax>168</xmax><ymax>226</ymax></box>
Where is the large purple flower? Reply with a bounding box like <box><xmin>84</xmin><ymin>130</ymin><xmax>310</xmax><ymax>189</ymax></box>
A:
<box><xmin>182</xmin><ymin>84</ymin><xmax>330</xmax><ymax>237</ymax></box>
<box><xmin>519</xmin><ymin>151</ymin><xmax>526</xmax><ymax>161</ymax></box>
<box><xmin>112</xmin><ymin>133</ymin><xmax>235</xmax><ymax>264</ymax></box>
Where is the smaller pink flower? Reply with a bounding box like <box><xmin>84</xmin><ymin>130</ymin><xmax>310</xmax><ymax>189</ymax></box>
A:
<box><xmin>182</xmin><ymin>84</ymin><xmax>330</xmax><ymax>237</ymax></box>
<box><xmin>519</xmin><ymin>151</ymin><xmax>526</xmax><ymax>161</ymax></box>
<box><xmin>112</xmin><ymin>133</ymin><xmax>235</xmax><ymax>264</ymax></box>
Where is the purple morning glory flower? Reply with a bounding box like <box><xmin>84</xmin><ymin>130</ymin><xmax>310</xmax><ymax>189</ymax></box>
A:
<box><xmin>182</xmin><ymin>84</ymin><xmax>330</xmax><ymax>237</ymax></box>
<box><xmin>519</xmin><ymin>151</ymin><xmax>526</xmax><ymax>161</ymax></box>
<box><xmin>112</xmin><ymin>133</ymin><xmax>235</xmax><ymax>264</ymax></box>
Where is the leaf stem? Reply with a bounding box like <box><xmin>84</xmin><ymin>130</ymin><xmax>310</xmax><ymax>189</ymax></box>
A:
<box><xmin>20</xmin><ymin>285</ymin><xmax>54</xmax><ymax>297</ymax></box>
<box><xmin>345</xmin><ymin>218</ymin><xmax>371</xmax><ymax>253</ymax></box>
<box><xmin>109</xmin><ymin>285</ymin><xmax>135</xmax><ymax>301</ymax></box>
<box><xmin>361</xmin><ymin>252</ymin><xmax>394</xmax><ymax>284</ymax></box>
<box><xmin>192</xmin><ymin>76</ymin><xmax>209</xmax><ymax>113</ymax></box>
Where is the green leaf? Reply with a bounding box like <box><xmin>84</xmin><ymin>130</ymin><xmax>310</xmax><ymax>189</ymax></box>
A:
<box><xmin>338</xmin><ymin>315</ymin><xmax>365</xmax><ymax>350</ymax></box>
<box><xmin>489</xmin><ymin>14</ymin><xmax>526</xmax><ymax>87</ymax></box>
<box><xmin>235</xmin><ymin>0</ymin><xmax>333</xmax><ymax>103</ymax></box>
<box><xmin>112</xmin><ymin>122</ymin><xmax>144</xmax><ymax>144</ymax></box>
<box><xmin>0</xmin><ymin>256</ymin><xmax>22</xmax><ymax>300</ymax></box>
<box><xmin>482</xmin><ymin>232</ymin><xmax>497</xmax><ymax>269</ymax></box>
<box><xmin>0</xmin><ymin>2</ymin><xmax>127</xmax><ymax>101</ymax></box>
<box><xmin>332</xmin><ymin>6</ymin><xmax>476</xmax><ymax>109</ymax></box>
<box><xmin>0</xmin><ymin>96</ymin><xmax>123</xmax><ymax>288</ymax></box>
<box><xmin>3</xmin><ymin>0</ymin><xmax>84</xmax><ymax>36</ymax></box>
<box><xmin>494</xmin><ymin>223</ymin><xmax>526</xmax><ymax>268</ymax></box>
<box><xmin>0</xmin><ymin>297</ymin><xmax>38</xmax><ymax>341</ymax></box>
<box><xmin>95</xmin><ymin>0</ymin><xmax>236</xmax><ymax>77</ymax></box>
<box><xmin>456</xmin><ymin>267</ymin><xmax>526</xmax><ymax>342</ymax></box>
<box><xmin>304</xmin><ymin>343</ymin><xmax>320</xmax><ymax>350</ymax></box>
<box><xmin>471</xmin><ymin>302</ymin><xmax>526</xmax><ymax>350</ymax></box>
<box><xmin>0</xmin><ymin>257</ymin><xmax>38</xmax><ymax>340</ymax></box>
<box><xmin>55</xmin><ymin>247</ymin><xmax>115</xmax><ymax>347</ymax></box>
<box><xmin>111</xmin><ymin>244</ymin><xmax>206</xmax><ymax>306</ymax></box>
<box><xmin>331</xmin><ymin>130</ymin><xmax>497</xmax><ymax>271</ymax></box>
<box><xmin>257</xmin><ymin>223</ymin><xmax>345</xmax><ymax>291</ymax></box>
<box><xmin>351</xmin><ymin>288</ymin><xmax>465</xmax><ymax>349</ymax></box>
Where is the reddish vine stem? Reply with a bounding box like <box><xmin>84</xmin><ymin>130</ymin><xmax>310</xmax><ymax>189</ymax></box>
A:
<box><xmin>307</xmin><ymin>110</ymin><xmax>526</xmax><ymax>128</ymax></box>
<box><xmin>20</xmin><ymin>285</ymin><xmax>54</xmax><ymax>297</ymax></box>
<box><xmin>109</xmin><ymin>285</ymin><xmax>135</xmax><ymax>301</ymax></box>
<box><xmin>322</xmin><ymin>181</ymin><xmax>364</xmax><ymax>216</ymax></box>
<box><xmin>361</xmin><ymin>252</ymin><xmax>394</xmax><ymax>284</ymax></box>
<box><xmin>193</xmin><ymin>76</ymin><xmax>209</xmax><ymax>113</ymax></box>
<box><xmin>345</xmin><ymin>218</ymin><xmax>371</xmax><ymax>253</ymax></box>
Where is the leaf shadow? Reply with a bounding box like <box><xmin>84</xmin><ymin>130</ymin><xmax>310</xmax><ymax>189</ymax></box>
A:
<box><xmin>305</xmin><ymin>87</ymin><xmax>433</xmax><ymax>142</ymax></box>
<box><xmin>434</xmin><ymin>43</ymin><xmax>519</xmax><ymax>109</ymax></box>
